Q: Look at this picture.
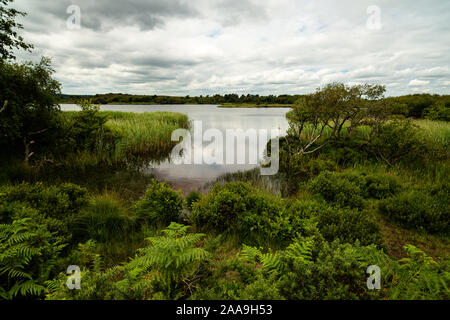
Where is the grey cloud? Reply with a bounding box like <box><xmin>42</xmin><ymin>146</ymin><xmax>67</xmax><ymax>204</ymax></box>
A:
<box><xmin>16</xmin><ymin>0</ymin><xmax>198</xmax><ymax>31</ymax></box>
<box><xmin>12</xmin><ymin>0</ymin><xmax>450</xmax><ymax>96</ymax></box>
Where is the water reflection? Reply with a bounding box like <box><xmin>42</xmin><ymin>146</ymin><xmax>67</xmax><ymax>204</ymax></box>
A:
<box><xmin>61</xmin><ymin>104</ymin><xmax>291</xmax><ymax>192</ymax></box>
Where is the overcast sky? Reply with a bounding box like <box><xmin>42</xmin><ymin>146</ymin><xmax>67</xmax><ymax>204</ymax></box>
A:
<box><xmin>12</xmin><ymin>0</ymin><xmax>450</xmax><ymax>96</ymax></box>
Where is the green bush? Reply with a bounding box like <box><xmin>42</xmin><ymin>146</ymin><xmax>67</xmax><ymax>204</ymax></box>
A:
<box><xmin>134</xmin><ymin>179</ymin><xmax>183</xmax><ymax>227</ymax></box>
<box><xmin>316</xmin><ymin>207</ymin><xmax>382</xmax><ymax>246</ymax></box>
<box><xmin>424</xmin><ymin>98</ymin><xmax>450</xmax><ymax>121</ymax></box>
<box><xmin>308</xmin><ymin>171</ymin><xmax>365</xmax><ymax>209</ymax></box>
<box><xmin>279</xmin><ymin>240</ymin><xmax>377</xmax><ymax>300</ymax></box>
<box><xmin>185</xmin><ymin>191</ymin><xmax>202</xmax><ymax>210</ymax></box>
<box><xmin>74</xmin><ymin>195</ymin><xmax>133</xmax><ymax>243</ymax></box>
<box><xmin>378</xmin><ymin>183</ymin><xmax>449</xmax><ymax>234</ymax></box>
<box><xmin>308</xmin><ymin>171</ymin><xmax>402</xmax><ymax>208</ymax></box>
<box><xmin>0</xmin><ymin>182</ymin><xmax>89</xmax><ymax>242</ymax></box>
<box><xmin>370</xmin><ymin>120</ymin><xmax>428</xmax><ymax>165</ymax></box>
<box><xmin>0</xmin><ymin>182</ymin><xmax>88</xmax><ymax>219</ymax></box>
<box><xmin>363</xmin><ymin>173</ymin><xmax>402</xmax><ymax>199</ymax></box>
<box><xmin>192</xmin><ymin>182</ymin><xmax>305</xmax><ymax>245</ymax></box>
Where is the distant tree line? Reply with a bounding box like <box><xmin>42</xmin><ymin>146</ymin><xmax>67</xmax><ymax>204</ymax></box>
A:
<box><xmin>384</xmin><ymin>94</ymin><xmax>449</xmax><ymax>121</ymax></box>
<box><xmin>59</xmin><ymin>93</ymin><xmax>449</xmax><ymax>120</ymax></box>
<box><xmin>59</xmin><ymin>93</ymin><xmax>303</xmax><ymax>106</ymax></box>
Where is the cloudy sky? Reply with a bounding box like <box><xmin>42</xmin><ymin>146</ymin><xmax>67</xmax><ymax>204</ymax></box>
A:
<box><xmin>13</xmin><ymin>0</ymin><xmax>450</xmax><ymax>96</ymax></box>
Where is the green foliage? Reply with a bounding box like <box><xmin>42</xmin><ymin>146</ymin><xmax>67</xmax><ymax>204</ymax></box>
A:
<box><xmin>74</xmin><ymin>195</ymin><xmax>133</xmax><ymax>243</ymax></box>
<box><xmin>287</xmin><ymin>83</ymin><xmax>387</xmax><ymax>155</ymax></box>
<box><xmin>378</xmin><ymin>182</ymin><xmax>449</xmax><ymax>235</ymax></box>
<box><xmin>308</xmin><ymin>170</ymin><xmax>402</xmax><ymax>209</ymax></box>
<box><xmin>241</xmin><ymin>245</ymin><xmax>285</xmax><ymax>275</ymax></box>
<box><xmin>0</xmin><ymin>0</ymin><xmax>33</xmax><ymax>60</ymax></box>
<box><xmin>0</xmin><ymin>182</ymin><xmax>89</xmax><ymax>242</ymax></box>
<box><xmin>0</xmin><ymin>58</ymin><xmax>61</xmax><ymax>158</ymax></box>
<box><xmin>278</xmin><ymin>240</ymin><xmax>383</xmax><ymax>300</ymax></box>
<box><xmin>387</xmin><ymin>245</ymin><xmax>450</xmax><ymax>299</ymax></box>
<box><xmin>424</xmin><ymin>98</ymin><xmax>450</xmax><ymax>121</ymax></box>
<box><xmin>185</xmin><ymin>191</ymin><xmax>202</xmax><ymax>210</ymax></box>
<box><xmin>316</xmin><ymin>207</ymin><xmax>382</xmax><ymax>246</ymax></box>
<box><xmin>192</xmin><ymin>182</ymin><xmax>309</xmax><ymax>246</ymax></box>
<box><xmin>384</xmin><ymin>94</ymin><xmax>449</xmax><ymax>119</ymax></box>
<box><xmin>192</xmin><ymin>183</ymin><xmax>249</xmax><ymax>233</ymax></box>
<box><xmin>308</xmin><ymin>171</ymin><xmax>365</xmax><ymax>209</ymax></box>
<box><xmin>46</xmin><ymin>241</ymin><xmax>124</xmax><ymax>300</ymax></box>
<box><xmin>134</xmin><ymin>179</ymin><xmax>183</xmax><ymax>227</ymax></box>
<box><xmin>69</xmin><ymin>100</ymin><xmax>110</xmax><ymax>151</ymax></box>
<box><xmin>0</xmin><ymin>217</ymin><xmax>65</xmax><ymax>299</ymax></box>
<box><xmin>117</xmin><ymin>223</ymin><xmax>209</xmax><ymax>299</ymax></box>
<box><xmin>239</xmin><ymin>274</ymin><xmax>283</xmax><ymax>300</ymax></box>
<box><xmin>370</xmin><ymin>120</ymin><xmax>430</xmax><ymax>165</ymax></box>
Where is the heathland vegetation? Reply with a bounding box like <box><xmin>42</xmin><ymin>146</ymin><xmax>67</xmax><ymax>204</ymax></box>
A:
<box><xmin>0</xmin><ymin>0</ymin><xmax>449</xmax><ymax>300</ymax></box>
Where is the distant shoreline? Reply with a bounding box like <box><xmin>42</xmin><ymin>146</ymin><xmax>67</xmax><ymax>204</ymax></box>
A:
<box><xmin>59</xmin><ymin>102</ymin><xmax>293</xmax><ymax>108</ymax></box>
<box><xmin>218</xmin><ymin>103</ymin><xmax>292</xmax><ymax>108</ymax></box>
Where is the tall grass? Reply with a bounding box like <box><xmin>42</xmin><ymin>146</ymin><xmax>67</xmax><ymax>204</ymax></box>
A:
<box><xmin>414</xmin><ymin>119</ymin><xmax>450</xmax><ymax>148</ymax></box>
<box><xmin>104</xmin><ymin>111</ymin><xmax>189</xmax><ymax>160</ymax></box>
<box><xmin>61</xmin><ymin>111</ymin><xmax>189</xmax><ymax>167</ymax></box>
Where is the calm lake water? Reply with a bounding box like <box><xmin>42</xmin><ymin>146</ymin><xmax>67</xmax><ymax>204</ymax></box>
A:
<box><xmin>61</xmin><ymin>104</ymin><xmax>291</xmax><ymax>193</ymax></box>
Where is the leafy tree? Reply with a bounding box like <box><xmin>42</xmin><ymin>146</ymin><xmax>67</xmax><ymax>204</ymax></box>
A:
<box><xmin>286</xmin><ymin>83</ymin><xmax>387</xmax><ymax>155</ymax></box>
<box><xmin>0</xmin><ymin>0</ymin><xmax>33</xmax><ymax>60</ymax></box>
<box><xmin>0</xmin><ymin>58</ymin><xmax>61</xmax><ymax>162</ymax></box>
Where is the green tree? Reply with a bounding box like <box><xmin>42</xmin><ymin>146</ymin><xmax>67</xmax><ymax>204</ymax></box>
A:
<box><xmin>0</xmin><ymin>58</ymin><xmax>61</xmax><ymax>162</ymax></box>
<box><xmin>286</xmin><ymin>83</ymin><xmax>387</xmax><ymax>155</ymax></box>
<box><xmin>0</xmin><ymin>0</ymin><xmax>33</xmax><ymax>60</ymax></box>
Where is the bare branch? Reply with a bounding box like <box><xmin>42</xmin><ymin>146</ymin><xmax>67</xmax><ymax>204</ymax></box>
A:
<box><xmin>0</xmin><ymin>100</ymin><xmax>8</xmax><ymax>113</ymax></box>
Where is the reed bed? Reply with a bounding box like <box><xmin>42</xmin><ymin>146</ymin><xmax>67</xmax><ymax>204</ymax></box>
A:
<box><xmin>61</xmin><ymin>111</ymin><xmax>189</xmax><ymax>167</ymax></box>
<box><xmin>104</xmin><ymin>111</ymin><xmax>189</xmax><ymax>160</ymax></box>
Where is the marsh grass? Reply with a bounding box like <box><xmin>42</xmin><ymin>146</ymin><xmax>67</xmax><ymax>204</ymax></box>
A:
<box><xmin>105</xmin><ymin>111</ymin><xmax>189</xmax><ymax>160</ymax></box>
<box><xmin>60</xmin><ymin>111</ymin><xmax>189</xmax><ymax>168</ymax></box>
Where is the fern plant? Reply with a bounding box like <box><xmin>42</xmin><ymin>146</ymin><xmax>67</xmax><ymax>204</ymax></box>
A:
<box><xmin>118</xmin><ymin>223</ymin><xmax>209</xmax><ymax>299</ymax></box>
<box><xmin>0</xmin><ymin>218</ymin><xmax>65</xmax><ymax>299</ymax></box>
<box><xmin>241</xmin><ymin>245</ymin><xmax>284</xmax><ymax>276</ymax></box>
<box><xmin>387</xmin><ymin>245</ymin><xmax>450</xmax><ymax>300</ymax></box>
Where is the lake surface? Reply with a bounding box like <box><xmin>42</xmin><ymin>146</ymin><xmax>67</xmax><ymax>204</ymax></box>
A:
<box><xmin>61</xmin><ymin>104</ymin><xmax>291</xmax><ymax>193</ymax></box>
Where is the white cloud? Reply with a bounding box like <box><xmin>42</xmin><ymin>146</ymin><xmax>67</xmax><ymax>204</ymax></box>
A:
<box><xmin>12</xmin><ymin>0</ymin><xmax>450</xmax><ymax>96</ymax></box>
<box><xmin>408</xmin><ymin>79</ymin><xmax>430</xmax><ymax>86</ymax></box>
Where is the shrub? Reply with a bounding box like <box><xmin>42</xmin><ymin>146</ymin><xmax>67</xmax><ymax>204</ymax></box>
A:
<box><xmin>378</xmin><ymin>184</ymin><xmax>449</xmax><ymax>235</ymax></box>
<box><xmin>192</xmin><ymin>182</ymin><xmax>303</xmax><ymax>245</ymax></box>
<box><xmin>363</xmin><ymin>173</ymin><xmax>402</xmax><ymax>200</ymax></box>
<box><xmin>370</xmin><ymin>120</ymin><xmax>427</xmax><ymax>165</ymax></box>
<box><xmin>0</xmin><ymin>182</ymin><xmax>89</xmax><ymax>242</ymax></box>
<box><xmin>278</xmin><ymin>240</ymin><xmax>387</xmax><ymax>300</ymax></box>
<box><xmin>193</xmin><ymin>189</ymin><xmax>246</xmax><ymax>233</ymax></box>
<box><xmin>308</xmin><ymin>171</ymin><xmax>364</xmax><ymax>209</ymax></box>
<box><xmin>316</xmin><ymin>207</ymin><xmax>382</xmax><ymax>246</ymax></box>
<box><xmin>308</xmin><ymin>171</ymin><xmax>402</xmax><ymax>208</ymax></box>
<box><xmin>134</xmin><ymin>179</ymin><xmax>183</xmax><ymax>227</ymax></box>
<box><xmin>186</xmin><ymin>191</ymin><xmax>202</xmax><ymax>210</ymax></box>
<box><xmin>423</xmin><ymin>99</ymin><xmax>450</xmax><ymax>121</ymax></box>
<box><xmin>0</xmin><ymin>182</ymin><xmax>88</xmax><ymax>219</ymax></box>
